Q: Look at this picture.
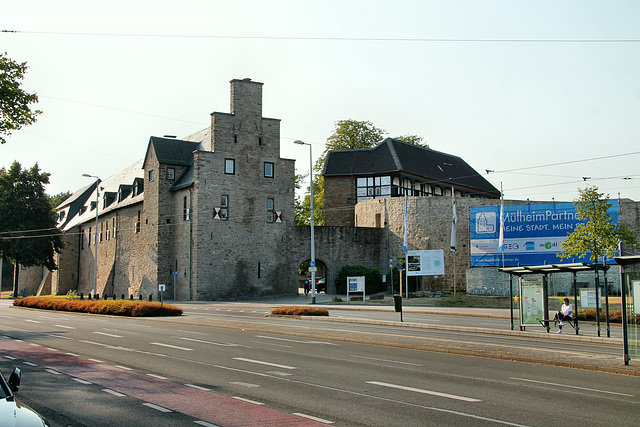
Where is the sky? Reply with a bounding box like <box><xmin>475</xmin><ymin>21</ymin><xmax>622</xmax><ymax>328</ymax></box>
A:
<box><xmin>2</xmin><ymin>0</ymin><xmax>640</xmax><ymax>203</ymax></box>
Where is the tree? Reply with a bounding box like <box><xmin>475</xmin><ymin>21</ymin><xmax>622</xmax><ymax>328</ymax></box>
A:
<box><xmin>0</xmin><ymin>52</ymin><xmax>42</xmax><ymax>144</ymax></box>
<box><xmin>295</xmin><ymin>119</ymin><xmax>426</xmax><ymax>225</ymax></box>
<box><xmin>558</xmin><ymin>186</ymin><xmax>637</xmax><ymax>262</ymax></box>
<box><xmin>48</xmin><ymin>191</ymin><xmax>72</xmax><ymax>210</ymax></box>
<box><xmin>0</xmin><ymin>162</ymin><xmax>63</xmax><ymax>296</ymax></box>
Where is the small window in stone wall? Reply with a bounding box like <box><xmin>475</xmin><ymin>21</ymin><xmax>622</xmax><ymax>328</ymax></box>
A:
<box><xmin>135</xmin><ymin>210</ymin><xmax>141</xmax><ymax>233</ymax></box>
<box><xmin>183</xmin><ymin>197</ymin><xmax>190</xmax><ymax>221</ymax></box>
<box><xmin>167</xmin><ymin>167</ymin><xmax>175</xmax><ymax>180</ymax></box>
<box><xmin>264</xmin><ymin>162</ymin><xmax>274</xmax><ymax>178</ymax></box>
<box><xmin>225</xmin><ymin>159</ymin><xmax>235</xmax><ymax>175</ymax></box>
<box><xmin>267</xmin><ymin>198</ymin><xmax>275</xmax><ymax>223</ymax></box>
<box><xmin>220</xmin><ymin>195</ymin><xmax>229</xmax><ymax>219</ymax></box>
<box><xmin>149</xmin><ymin>170</ymin><xmax>155</xmax><ymax>182</ymax></box>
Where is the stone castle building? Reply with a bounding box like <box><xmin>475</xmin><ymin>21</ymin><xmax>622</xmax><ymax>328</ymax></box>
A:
<box><xmin>10</xmin><ymin>78</ymin><xmax>640</xmax><ymax>300</ymax></box>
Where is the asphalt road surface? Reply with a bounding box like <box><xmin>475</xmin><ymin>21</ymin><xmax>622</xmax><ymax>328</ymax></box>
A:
<box><xmin>1</xmin><ymin>299</ymin><xmax>638</xmax><ymax>426</ymax></box>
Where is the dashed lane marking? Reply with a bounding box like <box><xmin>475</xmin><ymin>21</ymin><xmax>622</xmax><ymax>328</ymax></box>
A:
<box><xmin>232</xmin><ymin>397</ymin><xmax>264</xmax><ymax>405</ymax></box>
<box><xmin>367</xmin><ymin>381</ymin><xmax>481</xmax><ymax>402</ymax></box>
<box><xmin>94</xmin><ymin>331</ymin><xmax>124</xmax><ymax>338</ymax></box>
<box><xmin>186</xmin><ymin>384</ymin><xmax>211</xmax><ymax>391</ymax></box>
<box><xmin>103</xmin><ymin>388</ymin><xmax>126</xmax><ymax>397</ymax></box>
<box><xmin>143</xmin><ymin>402</ymin><xmax>173</xmax><ymax>413</ymax></box>
<box><xmin>233</xmin><ymin>357</ymin><xmax>298</xmax><ymax>370</ymax></box>
<box><xmin>293</xmin><ymin>413</ymin><xmax>334</xmax><ymax>424</ymax></box>
<box><xmin>150</xmin><ymin>342</ymin><xmax>194</xmax><ymax>351</ymax></box>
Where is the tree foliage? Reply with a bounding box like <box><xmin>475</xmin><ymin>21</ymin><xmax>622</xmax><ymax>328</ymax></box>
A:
<box><xmin>48</xmin><ymin>191</ymin><xmax>72</xmax><ymax>210</ymax></box>
<box><xmin>295</xmin><ymin>119</ymin><xmax>426</xmax><ymax>225</ymax></box>
<box><xmin>0</xmin><ymin>52</ymin><xmax>42</xmax><ymax>144</ymax></box>
<box><xmin>0</xmin><ymin>161</ymin><xmax>63</xmax><ymax>271</ymax></box>
<box><xmin>558</xmin><ymin>186</ymin><xmax>637</xmax><ymax>262</ymax></box>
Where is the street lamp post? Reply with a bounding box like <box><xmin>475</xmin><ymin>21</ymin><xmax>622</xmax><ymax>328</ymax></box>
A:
<box><xmin>82</xmin><ymin>174</ymin><xmax>100</xmax><ymax>298</ymax></box>
<box><xmin>294</xmin><ymin>140</ymin><xmax>316</xmax><ymax>303</ymax></box>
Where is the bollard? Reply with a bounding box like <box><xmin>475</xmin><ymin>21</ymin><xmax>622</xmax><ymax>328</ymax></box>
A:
<box><xmin>149</xmin><ymin>294</ymin><xmax>153</xmax><ymax>302</ymax></box>
<box><xmin>393</xmin><ymin>294</ymin><xmax>403</xmax><ymax>322</ymax></box>
<box><xmin>130</xmin><ymin>294</ymin><xmax>133</xmax><ymax>300</ymax></box>
<box><xmin>80</xmin><ymin>293</ymin><xmax>84</xmax><ymax>300</ymax></box>
<box><xmin>139</xmin><ymin>295</ymin><xmax>142</xmax><ymax>300</ymax></box>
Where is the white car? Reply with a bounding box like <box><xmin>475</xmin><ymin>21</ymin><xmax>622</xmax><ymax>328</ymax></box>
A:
<box><xmin>0</xmin><ymin>368</ymin><xmax>49</xmax><ymax>427</ymax></box>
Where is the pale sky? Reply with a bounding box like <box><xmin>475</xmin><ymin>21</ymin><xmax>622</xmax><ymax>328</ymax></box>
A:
<box><xmin>2</xmin><ymin>0</ymin><xmax>639</xmax><ymax>203</ymax></box>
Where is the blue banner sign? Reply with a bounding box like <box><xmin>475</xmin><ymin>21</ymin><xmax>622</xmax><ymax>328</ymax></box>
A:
<box><xmin>470</xmin><ymin>201</ymin><xmax>619</xmax><ymax>267</ymax></box>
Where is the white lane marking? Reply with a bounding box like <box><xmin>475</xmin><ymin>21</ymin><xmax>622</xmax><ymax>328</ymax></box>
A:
<box><xmin>233</xmin><ymin>357</ymin><xmax>298</xmax><ymax>370</ymax></box>
<box><xmin>143</xmin><ymin>403</ymin><xmax>172</xmax><ymax>413</ymax></box>
<box><xmin>266</xmin><ymin>371</ymin><xmax>293</xmax><ymax>377</ymax></box>
<box><xmin>115</xmin><ymin>365</ymin><xmax>133</xmax><ymax>371</ymax></box>
<box><xmin>185</xmin><ymin>384</ymin><xmax>211</xmax><ymax>391</ymax></box>
<box><xmin>103</xmin><ymin>388</ymin><xmax>126</xmax><ymax>397</ymax></box>
<box><xmin>229</xmin><ymin>381</ymin><xmax>260</xmax><ymax>388</ymax></box>
<box><xmin>3</xmin><ymin>356</ymin><xmax>17</xmax><ymax>360</ymax></box>
<box><xmin>293</xmin><ymin>413</ymin><xmax>334</xmax><ymax>424</ymax></box>
<box><xmin>176</xmin><ymin>329</ymin><xmax>206</xmax><ymax>335</ymax></box>
<box><xmin>54</xmin><ymin>324</ymin><xmax>76</xmax><ymax>329</ymax></box>
<box><xmin>72</xmin><ymin>378</ymin><xmax>92</xmax><ymax>385</ymax></box>
<box><xmin>233</xmin><ymin>396</ymin><xmax>264</xmax><ymax>405</ymax></box>
<box><xmin>177</xmin><ymin>337</ymin><xmax>240</xmax><ymax>347</ymax></box>
<box><xmin>510</xmin><ymin>377</ymin><xmax>635</xmax><ymax>397</ymax></box>
<box><xmin>150</xmin><ymin>342</ymin><xmax>193</xmax><ymax>351</ymax></box>
<box><xmin>147</xmin><ymin>374</ymin><xmax>168</xmax><ymax>380</ymax></box>
<box><xmin>24</xmin><ymin>362</ymin><xmax>38</xmax><ymax>367</ymax></box>
<box><xmin>351</xmin><ymin>355</ymin><xmax>421</xmax><ymax>366</ymax></box>
<box><xmin>367</xmin><ymin>381</ymin><xmax>481</xmax><ymax>402</ymax></box>
<box><xmin>194</xmin><ymin>420</ymin><xmax>220</xmax><ymax>427</ymax></box>
<box><xmin>65</xmin><ymin>353</ymin><xmax>79</xmax><ymax>357</ymax></box>
<box><xmin>45</xmin><ymin>369</ymin><xmax>62</xmax><ymax>375</ymax></box>
<box><xmin>45</xmin><ymin>348</ymin><xmax>59</xmax><ymax>352</ymax></box>
<box><xmin>93</xmin><ymin>332</ymin><xmax>123</xmax><ymax>338</ymax></box>
<box><xmin>254</xmin><ymin>335</ymin><xmax>338</xmax><ymax>345</ymax></box>
<box><xmin>24</xmin><ymin>319</ymin><xmax>41</xmax><ymax>324</ymax></box>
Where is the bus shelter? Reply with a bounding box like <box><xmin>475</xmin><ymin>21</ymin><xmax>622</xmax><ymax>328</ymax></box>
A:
<box><xmin>499</xmin><ymin>263</ymin><xmax>596</xmax><ymax>334</ymax></box>
<box><xmin>613</xmin><ymin>255</ymin><xmax>640</xmax><ymax>365</ymax></box>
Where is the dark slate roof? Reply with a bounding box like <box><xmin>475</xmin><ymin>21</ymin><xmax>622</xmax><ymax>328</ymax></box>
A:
<box><xmin>170</xmin><ymin>165</ymin><xmax>194</xmax><ymax>191</ymax></box>
<box><xmin>323</xmin><ymin>138</ymin><xmax>499</xmax><ymax>196</ymax></box>
<box><xmin>147</xmin><ymin>137</ymin><xmax>201</xmax><ymax>167</ymax></box>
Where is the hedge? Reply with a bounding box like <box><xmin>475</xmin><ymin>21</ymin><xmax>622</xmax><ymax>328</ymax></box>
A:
<box><xmin>270</xmin><ymin>306</ymin><xmax>329</xmax><ymax>316</ymax></box>
<box><xmin>13</xmin><ymin>297</ymin><xmax>182</xmax><ymax>317</ymax></box>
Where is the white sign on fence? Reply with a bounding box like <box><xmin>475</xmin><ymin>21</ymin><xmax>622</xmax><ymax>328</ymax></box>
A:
<box><xmin>580</xmin><ymin>288</ymin><xmax>597</xmax><ymax>309</ymax></box>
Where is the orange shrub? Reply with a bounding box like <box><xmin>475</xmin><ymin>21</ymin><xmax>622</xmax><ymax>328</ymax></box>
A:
<box><xmin>270</xmin><ymin>305</ymin><xmax>329</xmax><ymax>316</ymax></box>
<box><xmin>13</xmin><ymin>297</ymin><xmax>182</xmax><ymax>317</ymax></box>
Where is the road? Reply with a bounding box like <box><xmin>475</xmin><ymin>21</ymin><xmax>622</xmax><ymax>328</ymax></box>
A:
<box><xmin>1</xmin><ymin>299</ymin><xmax>638</xmax><ymax>426</ymax></box>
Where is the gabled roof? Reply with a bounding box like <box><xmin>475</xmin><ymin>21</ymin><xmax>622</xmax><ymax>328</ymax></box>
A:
<box><xmin>144</xmin><ymin>136</ymin><xmax>201</xmax><ymax>168</ymax></box>
<box><xmin>61</xmin><ymin>160</ymin><xmax>144</xmax><ymax>231</ymax></box>
<box><xmin>323</xmin><ymin>138</ymin><xmax>499</xmax><ymax>196</ymax></box>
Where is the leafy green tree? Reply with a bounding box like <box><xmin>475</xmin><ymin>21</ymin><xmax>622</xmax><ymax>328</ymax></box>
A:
<box><xmin>0</xmin><ymin>162</ymin><xmax>63</xmax><ymax>295</ymax></box>
<box><xmin>0</xmin><ymin>52</ymin><xmax>42</xmax><ymax>144</ymax></box>
<box><xmin>48</xmin><ymin>191</ymin><xmax>72</xmax><ymax>210</ymax></box>
<box><xmin>558</xmin><ymin>186</ymin><xmax>637</xmax><ymax>262</ymax></box>
<box><xmin>295</xmin><ymin>119</ymin><xmax>426</xmax><ymax>225</ymax></box>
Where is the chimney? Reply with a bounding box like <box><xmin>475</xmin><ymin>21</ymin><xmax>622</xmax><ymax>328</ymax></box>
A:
<box><xmin>230</xmin><ymin>78</ymin><xmax>263</xmax><ymax>119</ymax></box>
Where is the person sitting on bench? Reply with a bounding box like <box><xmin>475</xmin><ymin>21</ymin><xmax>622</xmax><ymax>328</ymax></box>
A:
<box><xmin>553</xmin><ymin>298</ymin><xmax>573</xmax><ymax>334</ymax></box>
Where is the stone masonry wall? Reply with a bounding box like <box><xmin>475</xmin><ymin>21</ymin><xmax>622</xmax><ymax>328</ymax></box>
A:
<box><xmin>324</xmin><ymin>176</ymin><xmax>356</xmax><ymax>227</ymax></box>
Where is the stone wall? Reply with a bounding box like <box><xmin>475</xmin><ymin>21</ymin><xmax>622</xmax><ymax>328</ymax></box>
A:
<box><xmin>354</xmin><ymin>195</ymin><xmax>639</xmax><ymax>294</ymax></box>
<box><xmin>324</xmin><ymin>176</ymin><xmax>356</xmax><ymax>226</ymax></box>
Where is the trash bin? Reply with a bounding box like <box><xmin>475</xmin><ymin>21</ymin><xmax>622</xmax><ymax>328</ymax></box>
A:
<box><xmin>393</xmin><ymin>294</ymin><xmax>403</xmax><ymax>312</ymax></box>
